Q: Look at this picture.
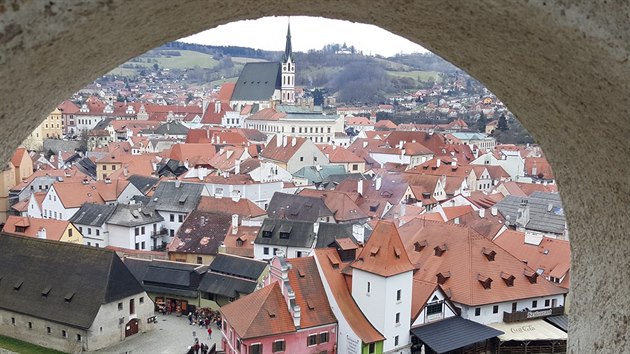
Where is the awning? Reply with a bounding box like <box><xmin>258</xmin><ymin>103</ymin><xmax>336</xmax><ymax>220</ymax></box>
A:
<box><xmin>488</xmin><ymin>319</ymin><xmax>568</xmax><ymax>341</ymax></box>
<box><xmin>545</xmin><ymin>315</ymin><xmax>569</xmax><ymax>332</ymax></box>
<box><xmin>143</xmin><ymin>284</ymin><xmax>198</xmax><ymax>299</ymax></box>
<box><xmin>410</xmin><ymin>316</ymin><xmax>504</xmax><ymax>353</ymax></box>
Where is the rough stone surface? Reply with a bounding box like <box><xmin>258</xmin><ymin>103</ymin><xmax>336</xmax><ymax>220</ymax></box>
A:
<box><xmin>0</xmin><ymin>1</ymin><xmax>629</xmax><ymax>352</ymax></box>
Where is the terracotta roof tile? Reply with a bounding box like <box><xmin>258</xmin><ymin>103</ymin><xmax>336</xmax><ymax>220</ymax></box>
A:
<box><xmin>351</xmin><ymin>220</ymin><xmax>415</xmax><ymax>277</ymax></box>
<box><xmin>314</xmin><ymin>248</ymin><xmax>384</xmax><ymax>343</ymax></box>
<box><xmin>2</xmin><ymin>216</ymin><xmax>74</xmax><ymax>241</ymax></box>
<box><xmin>197</xmin><ymin>196</ymin><xmax>265</xmax><ymax>218</ymax></box>
<box><xmin>220</xmin><ymin>282</ymin><xmax>296</xmax><ymax>339</ymax></box>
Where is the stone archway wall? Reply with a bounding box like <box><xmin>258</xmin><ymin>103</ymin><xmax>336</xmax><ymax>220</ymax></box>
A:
<box><xmin>1</xmin><ymin>1</ymin><xmax>629</xmax><ymax>351</ymax></box>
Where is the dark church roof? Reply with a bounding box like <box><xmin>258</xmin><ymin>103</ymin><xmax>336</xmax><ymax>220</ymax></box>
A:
<box><xmin>231</xmin><ymin>62</ymin><xmax>282</xmax><ymax>102</ymax></box>
<box><xmin>0</xmin><ymin>234</ymin><xmax>145</xmax><ymax>329</ymax></box>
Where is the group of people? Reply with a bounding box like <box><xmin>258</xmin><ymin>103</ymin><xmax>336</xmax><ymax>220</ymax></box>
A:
<box><xmin>186</xmin><ymin>338</ymin><xmax>210</xmax><ymax>354</ymax></box>
<box><xmin>187</xmin><ymin>308</ymin><xmax>221</xmax><ymax>331</ymax></box>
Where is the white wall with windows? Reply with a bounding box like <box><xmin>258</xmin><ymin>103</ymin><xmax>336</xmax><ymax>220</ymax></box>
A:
<box><xmin>457</xmin><ymin>294</ymin><xmax>565</xmax><ymax>325</ymax></box>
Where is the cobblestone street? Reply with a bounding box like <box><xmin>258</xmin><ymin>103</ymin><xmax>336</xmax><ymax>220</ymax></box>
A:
<box><xmin>91</xmin><ymin>313</ymin><xmax>221</xmax><ymax>354</ymax></box>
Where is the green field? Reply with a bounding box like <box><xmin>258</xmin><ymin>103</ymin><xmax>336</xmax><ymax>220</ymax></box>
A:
<box><xmin>231</xmin><ymin>56</ymin><xmax>267</xmax><ymax>65</ymax></box>
<box><xmin>388</xmin><ymin>70</ymin><xmax>440</xmax><ymax>82</ymax></box>
<box><xmin>0</xmin><ymin>334</ymin><xmax>66</xmax><ymax>354</ymax></box>
<box><xmin>107</xmin><ymin>50</ymin><xmax>219</xmax><ymax>77</ymax></box>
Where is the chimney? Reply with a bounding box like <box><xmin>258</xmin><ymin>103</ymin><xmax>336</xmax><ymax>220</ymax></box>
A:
<box><xmin>491</xmin><ymin>206</ymin><xmax>498</xmax><ymax>216</ymax></box>
<box><xmin>531</xmin><ymin>163</ymin><xmax>537</xmax><ymax>176</ymax></box>
<box><xmin>357</xmin><ymin>179</ymin><xmax>363</xmax><ymax>195</ymax></box>
<box><xmin>451</xmin><ymin>160</ymin><xmax>457</xmax><ymax>168</ymax></box>
<box><xmin>123</xmin><ymin>167</ymin><xmax>129</xmax><ymax>177</ymax></box>
<box><xmin>38</xmin><ymin>227</ymin><xmax>47</xmax><ymax>240</ymax></box>
<box><xmin>104</xmin><ymin>177</ymin><xmax>112</xmax><ymax>184</ymax></box>
<box><xmin>375</xmin><ymin>176</ymin><xmax>382</xmax><ymax>191</ymax></box>
<box><xmin>276</xmin><ymin>133</ymin><xmax>283</xmax><ymax>147</ymax></box>
<box><xmin>479</xmin><ymin>208</ymin><xmax>485</xmax><ymax>218</ymax></box>
<box><xmin>291</xmin><ymin>137</ymin><xmax>296</xmax><ymax>147</ymax></box>
<box><xmin>436</xmin><ymin>158</ymin><xmax>441</xmax><ymax>168</ymax></box>
<box><xmin>215</xmin><ymin>100</ymin><xmax>221</xmax><ymax>114</ymax></box>
<box><xmin>231</xmin><ymin>214</ymin><xmax>239</xmax><ymax>235</ymax></box>
<box><xmin>234</xmin><ymin>159</ymin><xmax>241</xmax><ymax>175</ymax></box>
<box><xmin>313</xmin><ymin>222</ymin><xmax>320</xmax><ymax>235</ymax></box>
<box><xmin>174</xmin><ymin>179</ymin><xmax>181</xmax><ymax>188</ymax></box>
<box><xmin>292</xmin><ymin>304</ymin><xmax>302</xmax><ymax>328</ymax></box>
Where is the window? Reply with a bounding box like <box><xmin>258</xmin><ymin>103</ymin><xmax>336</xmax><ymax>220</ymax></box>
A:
<box><xmin>307</xmin><ymin>334</ymin><xmax>317</xmax><ymax>346</ymax></box>
<box><xmin>62</xmin><ymin>330</ymin><xmax>67</xmax><ymax>338</ymax></box>
<box><xmin>475</xmin><ymin>307</ymin><xmax>481</xmax><ymax>316</ymax></box>
<box><xmin>532</xmin><ymin>300</ymin><xmax>538</xmax><ymax>308</ymax></box>
<box><xmin>273</xmin><ymin>340</ymin><xmax>285</xmax><ymax>352</ymax></box>
<box><xmin>314</xmin><ymin>156</ymin><xmax>318</xmax><ymax>162</ymax></box>
<box><xmin>493</xmin><ymin>305</ymin><xmax>499</xmax><ymax>314</ymax></box>
<box><xmin>47</xmin><ymin>327</ymin><xmax>51</xmax><ymax>334</ymax></box>
<box><xmin>196</xmin><ymin>256</ymin><xmax>203</xmax><ymax>264</ymax></box>
<box><xmin>426</xmin><ymin>302</ymin><xmax>443</xmax><ymax>316</ymax></box>
<box><xmin>319</xmin><ymin>332</ymin><xmax>329</xmax><ymax>344</ymax></box>
<box><xmin>353</xmin><ymin>164</ymin><xmax>359</xmax><ymax>171</ymax></box>
<box><xmin>178</xmin><ymin>214</ymin><xmax>183</xmax><ymax>222</ymax></box>
<box><xmin>300</xmin><ymin>157</ymin><xmax>304</xmax><ymax>162</ymax></box>
<box><xmin>88</xmin><ymin>228</ymin><xmax>92</xmax><ymax>235</ymax></box>
<box><xmin>11</xmin><ymin>317</ymin><xmax>15</xmax><ymax>325</ymax></box>
<box><xmin>545</xmin><ymin>299</ymin><xmax>550</xmax><ymax>307</ymax></box>
<box><xmin>396</xmin><ymin>289</ymin><xmax>402</xmax><ymax>301</ymax></box>
<box><xmin>228</xmin><ymin>296</ymin><xmax>235</xmax><ymax>302</ymax></box>
<box><xmin>512</xmin><ymin>302</ymin><xmax>518</xmax><ymax>312</ymax></box>
<box><xmin>102</xmin><ymin>165</ymin><xmax>106</xmax><ymax>170</ymax></box>
<box><xmin>68</xmin><ymin>229</ymin><xmax>73</xmax><ymax>237</ymax></box>
<box><xmin>141</xmin><ymin>226</ymin><xmax>145</xmax><ymax>234</ymax></box>
<box><xmin>368</xmin><ymin>343</ymin><xmax>376</xmax><ymax>354</ymax></box>
<box><xmin>141</xmin><ymin>241</ymin><xmax>145</xmax><ymax>250</ymax></box>
<box><xmin>130</xmin><ymin>298</ymin><xmax>135</xmax><ymax>315</ymax></box>
<box><xmin>367</xmin><ymin>281</ymin><xmax>371</xmax><ymax>294</ymax></box>
<box><xmin>76</xmin><ymin>334</ymin><xmax>82</xmax><ymax>341</ymax></box>
<box><xmin>140</xmin><ymin>297</ymin><xmax>144</xmax><ymax>304</ymax></box>
<box><xmin>87</xmin><ymin>242</ymin><xmax>91</xmax><ymax>246</ymax></box>
<box><xmin>135</xmin><ymin>242</ymin><xmax>139</xmax><ymax>250</ymax></box>
<box><xmin>96</xmin><ymin>243</ymin><xmax>99</xmax><ymax>247</ymax></box>
<box><xmin>96</xmin><ymin>229</ymin><xmax>100</xmax><ymax>236</ymax></box>
<box><xmin>28</xmin><ymin>322</ymin><xmax>32</xmax><ymax>329</ymax></box>
<box><xmin>264</xmin><ymin>247</ymin><xmax>269</xmax><ymax>255</ymax></box>
<box><xmin>118</xmin><ymin>302</ymin><xmax>123</xmax><ymax>311</ymax></box>
<box><xmin>395</xmin><ymin>312</ymin><xmax>400</xmax><ymax>324</ymax></box>
<box><xmin>291</xmin><ymin>127</ymin><xmax>295</xmax><ymax>133</ymax></box>
<box><xmin>250</xmin><ymin>344</ymin><xmax>262</xmax><ymax>354</ymax></box>
<box><xmin>395</xmin><ymin>335</ymin><xmax>399</xmax><ymax>346</ymax></box>
<box><xmin>170</xmin><ymin>229</ymin><xmax>174</xmax><ymax>237</ymax></box>
<box><xmin>79</xmin><ymin>226</ymin><xmax>82</xmax><ymax>233</ymax></box>
<box><xmin>170</xmin><ymin>214</ymin><xmax>175</xmax><ymax>222</ymax></box>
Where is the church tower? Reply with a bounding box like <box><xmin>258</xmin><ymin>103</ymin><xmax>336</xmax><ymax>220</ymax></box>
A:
<box><xmin>281</xmin><ymin>22</ymin><xmax>296</xmax><ymax>105</ymax></box>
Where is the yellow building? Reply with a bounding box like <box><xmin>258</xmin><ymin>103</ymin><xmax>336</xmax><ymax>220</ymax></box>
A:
<box><xmin>96</xmin><ymin>156</ymin><xmax>124</xmax><ymax>181</ymax></box>
<box><xmin>23</xmin><ymin>107</ymin><xmax>64</xmax><ymax>151</ymax></box>
<box><xmin>2</xmin><ymin>215</ymin><xmax>84</xmax><ymax>244</ymax></box>
<box><xmin>0</xmin><ymin>147</ymin><xmax>33</xmax><ymax>222</ymax></box>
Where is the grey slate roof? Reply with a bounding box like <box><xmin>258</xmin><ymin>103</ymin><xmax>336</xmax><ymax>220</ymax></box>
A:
<box><xmin>209</xmin><ymin>254</ymin><xmax>267</xmax><ymax>282</ymax></box>
<box><xmin>293</xmin><ymin>165</ymin><xmax>347</xmax><ymax>184</ymax></box>
<box><xmin>127</xmin><ymin>175</ymin><xmax>160</xmax><ymax>195</ymax></box>
<box><xmin>106</xmin><ymin>204</ymin><xmax>163</xmax><ymax>227</ymax></box>
<box><xmin>231</xmin><ymin>62</ymin><xmax>281</xmax><ymax>101</ymax></box>
<box><xmin>546</xmin><ymin>314</ymin><xmax>568</xmax><ymax>332</ymax></box>
<box><xmin>496</xmin><ymin>192</ymin><xmax>566</xmax><ymax>235</ymax></box>
<box><xmin>124</xmin><ymin>258</ymin><xmax>206</xmax><ymax>297</ymax></box>
<box><xmin>254</xmin><ymin>219</ymin><xmax>316</xmax><ymax>248</ymax></box>
<box><xmin>410</xmin><ymin>316</ymin><xmax>504</xmax><ymax>353</ymax></box>
<box><xmin>152</xmin><ymin>121</ymin><xmax>189</xmax><ymax>136</ymax></box>
<box><xmin>198</xmin><ymin>272</ymin><xmax>258</xmax><ymax>298</ymax></box>
<box><xmin>315</xmin><ymin>222</ymin><xmax>357</xmax><ymax>248</ymax></box>
<box><xmin>0</xmin><ymin>234</ymin><xmax>145</xmax><ymax>329</ymax></box>
<box><xmin>93</xmin><ymin>118</ymin><xmax>114</xmax><ymax>130</ymax></box>
<box><xmin>75</xmin><ymin>157</ymin><xmax>97</xmax><ymax>179</ymax></box>
<box><xmin>148</xmin><ymin>181</ymin><xmax>204</xmax><ymax>213</ymax></box>
<box><xmin>69</xmin><ymin>203</ymin><xmax>117</xmax><ymax>227</ymax></box>
<box><xmin>267</xmin><ymin>192</ymin><xmax>334</xmax><ymax>222</ymax></box>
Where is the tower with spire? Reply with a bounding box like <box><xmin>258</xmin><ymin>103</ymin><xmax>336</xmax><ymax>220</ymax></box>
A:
<box><xmin>281</xmin><ymin>21</ymin><xmax>296</xmax><ymax>105</ymax></box>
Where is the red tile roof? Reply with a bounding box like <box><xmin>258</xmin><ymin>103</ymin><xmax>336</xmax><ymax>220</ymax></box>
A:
<box><xmin>197</xmin><ymin>196</ymin><xmax>266</xmax><ymax>218</ymax></box>
<box><xmin>220</xmin><ymin>282</ymin><xmax>296</xmax><ymax>339</ymax></box>
<box><xmin>298</xmin><ymin>189</ymin><xmax>368</xmax><ymax>223</ymax></box>
<box><xmin>2</xmin><ymin>216</ymin><xmax>73</xmax><ymax>241</ymax></box>
<box><xmin>10</xmin><ymin>147</ymin><xmax>29</xmax><ymax>168</ymax></box>
<box><xmin>314</xmin><ymin>248</ymin><xmax>384</xmax><ymax>343</ymax></box>
<box><xmin>286</xmin><ymin>257</ymin><xmax>337</xmax><ymax>329</ymax></box>
<box><xmin>318</xmin><ymin>145</ymin><xmax>365</xmax><ymax>163</ymax></box>
<box><xmin>352</xmin><ymin>220</ymin><xmax>415</xmax><ymax>277</ymax></box>
<box><xmin>398</xmin><ymin>220</ymin><xmax>568</xmax><ymax>306</ymax></box>
<box><xmin>260</xmin><ymin>135</ymin><xmax>307</xmax><ymax>163</ymax></box>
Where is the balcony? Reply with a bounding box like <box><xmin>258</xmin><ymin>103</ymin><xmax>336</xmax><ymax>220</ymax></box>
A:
<box><xmin>151</xmin><ymin>228</ymin><xmax>168</xmax><ymax>238</ymax></box>
<box><xmin>503</xmin><ymin>306</ymin><xmax>564</xmax><ymax>323</ymax></box>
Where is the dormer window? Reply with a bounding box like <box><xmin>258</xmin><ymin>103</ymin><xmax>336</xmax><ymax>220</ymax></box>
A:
<box><xmin>414</xmin><ymin>240</ymin><xmax>428</xmax><ymax>252</ymax></box>
<box><xmin>482</xmin><ymin>247</ymin><xmax>496</xmax><ymax>261</ymax></box>
<box><xmin>501</xmin><ymin>272</ymin><xmax>516</xmax><ymax>287</ymax></box>
<box><xmin>13</xmin><ymin>280</ymin><xmax>23</xmax><ymax>290</ymax></box>
<box><xmin>370</xmin><ymin>246</ymin><xmax>380</xmax><ymax>256</ymax></box>
<box><xmin>15</xmin><ymin>226</ymin><xmax>26</xmax><ymax>233</ymax></box>
<box><xmin>478</xmin><ymin>274</ymin><xmax>493</xmax><ymax>289</ymax></box>
<box><xmin>524</xmin><ymin>269</ymin><xmax>539</xmax><ymax>284</ymax></box>
<box><xmin>42</xmin><ymin>287</ymin><xmax>51</xmax><ymax>297</ymax></box>
<box><xmin>436</xmin><ymin>271</ymin><xmax>451</xmax><ymax>284</ymax></box>
<box><xmin>434</xmin><ymin>244</ymin><xmax>447</xmax><ymax>257</ymax></box>
<box><xmin>261</xmin><ymin>224</ymin><xmax>274</xmax><ymax>238</ymax></box>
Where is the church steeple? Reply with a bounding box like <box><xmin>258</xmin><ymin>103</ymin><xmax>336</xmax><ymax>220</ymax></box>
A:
<box><xmin>283</xmin><ymin>22</ymin><xmax>293</xmax><ymax>62</ymax></box>
<box><xmin>281</xmin><ymin>19</ymin><xmax>295</xmax><ymax>105</ymax></box>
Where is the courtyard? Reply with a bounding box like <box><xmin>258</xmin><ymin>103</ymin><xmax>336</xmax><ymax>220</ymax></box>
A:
<box><xmin>91</xmin><ymin>313</ymin><xmax>221</xmax><ymax>354</ymax></box>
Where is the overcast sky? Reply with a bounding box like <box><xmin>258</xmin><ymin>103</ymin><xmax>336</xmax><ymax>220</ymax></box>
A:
<box><xmin>181</xmin><ymin>16</ymin><xmax>428</xmax><ymax>57</ymax></box>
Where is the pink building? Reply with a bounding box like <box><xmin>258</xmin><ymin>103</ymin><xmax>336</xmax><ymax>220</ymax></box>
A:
<box><xmin>220</xmin><ymin>256</ymin><xmax>337</xmax><ymax>354</ymax></box>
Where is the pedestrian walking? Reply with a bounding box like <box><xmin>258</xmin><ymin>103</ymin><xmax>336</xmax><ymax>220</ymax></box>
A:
<box><xmin>207</xmin><ymin>327</ymin><xmax>212</xmax><ymax>339</ymax></box>
<box><xmin>188</xmin><ymin>312</ymin><xmax>193</xmax><ymax>325</ymax></box>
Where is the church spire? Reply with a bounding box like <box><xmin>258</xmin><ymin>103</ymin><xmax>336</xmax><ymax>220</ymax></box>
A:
<box><xmin>283</xmin><ymin>20</ymin><xmax>293</xmax><ymax>62</ymax></box>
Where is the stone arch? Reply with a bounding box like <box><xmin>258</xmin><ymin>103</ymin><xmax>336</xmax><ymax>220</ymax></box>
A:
<box><xmin>1</xmin><ymin>1</ymin><xmax>629</xmax><ymax>351</ymax></box>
